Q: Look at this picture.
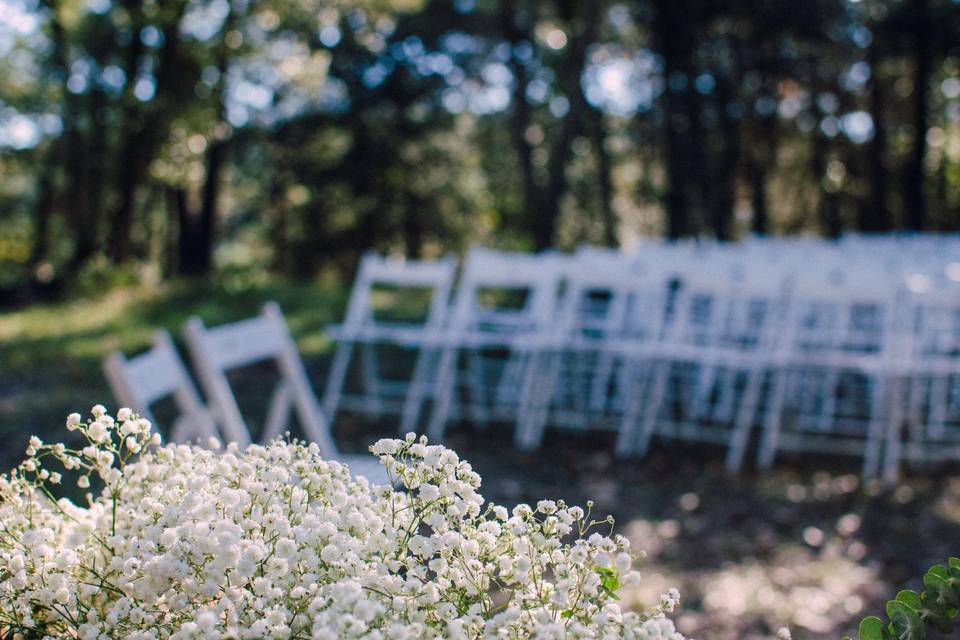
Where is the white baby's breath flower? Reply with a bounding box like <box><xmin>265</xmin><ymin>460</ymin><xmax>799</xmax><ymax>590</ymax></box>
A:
<box><xmin>0</xmin><ymin>408</ymin><xmax>683</xmax><ymax>640</ymax></box>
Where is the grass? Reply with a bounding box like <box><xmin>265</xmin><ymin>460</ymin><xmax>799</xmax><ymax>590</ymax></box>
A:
<box><xmin>1</xmin><ymin>278</ymin><xmax>959</xmax><ymax>639</ymax></box>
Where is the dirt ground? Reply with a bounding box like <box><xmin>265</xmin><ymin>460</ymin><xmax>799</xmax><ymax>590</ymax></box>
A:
<box><xmin>338</xmin><ymin>416</ymin><xmax>960</xmax><ymax>640</ymax></box>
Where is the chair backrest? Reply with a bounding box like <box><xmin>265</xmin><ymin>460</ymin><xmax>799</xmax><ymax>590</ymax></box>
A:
<box><xmin>897</xmin><ymin>282</ymin><xmax>960</xmax><ymax>366</ymax></box>
<box><xmin>102</xmin><ymin>331</ymin><xmax>217</xmax><ymax>443</ymax></box>
<box><xmin>341</xmin><ymin>252</ymin><xmax>458</xmax><ymax>334</ymax></box>
<box><xmin>184</xmin><ymin>302</ymin><xmax>337</xmax><ymax>458</ymax></box>
<box><xmin>558</xmin><ymin>261</ymin><xmax>673</xmax><ymax>345</ymax></box>
<box><xmin>667</xmin><ymin>268</ymin><xmax>789</xmax><ymax>352</ymax></box>
<box><xmin>777</xmin><ymin>268</ymin><xmax>899</xmax><ymax>360</ymax></box>
<box><xmin>447</xmin><ymin>247</ymin><xmax>565</xmax><ymax>336</ymax></box>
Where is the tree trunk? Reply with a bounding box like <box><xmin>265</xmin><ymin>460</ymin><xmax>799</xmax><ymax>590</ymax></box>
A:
<box><xmin>268</xmin><ymin>169</ymin><xmax>290</xmax><ymax>273</ymax></box>
<box><xmin>29</xmin><ymin>142</ymin><xmax>58</xmax><ymax>271</ymax></box>
<box><xmin>195</xmin><ymin>138</ymin><xmax>226</xmax><ymax>273</ymax></box>
<box><xmin>653</xmin><ymin>0</ymin><xmax>701</xmax><ymax>239</ymax></box>
<box><xmin>403</xmin><ymin>192</ymin><xmax>425</xmax><ymax>259</ymax></box>
<box><xmin>706</xmin><ymin>74</ymin><xmax>740</xmax><ymax>242</ymax></box>
<box><xmin>538</xmin><ymin>2</ymin><xmax>595</xmax><ymax>250</ymax></box>
<box><xmin>589</xmin><ymin>106</ymin><xmax>617</xmax><ymax>246</ymax></box>
<box><xmin>863</xmin><ymin>39</ymin><xmax>891</xmax><ymax>231</ymax></box>
<box><xmin>747</xmin><ymin>159</ymin><xmax>768</xmax><ymax>235</ymax></box>
<box><xmin>811</xmin><ymin>111</ymin><xmax>841</xmax><ymax>238</ymax></box>
<box><xmin>108</xmin><ymin>132</ymin><xmax>149</xmax><ymax>262</ymax></box>
<box><xmin>106</xmin><ymin>2</ymin><xmax>147</xmax><ymax>263</ymax></box>
<box><xmin>904</xmin><ymin>0</ymin><xmax>931</xmax><ymax>231</ymax></box>
<box><xmin>501</xmin><ymin>3</ymin><xmax>540</xmax><ymax>247</ymax></box>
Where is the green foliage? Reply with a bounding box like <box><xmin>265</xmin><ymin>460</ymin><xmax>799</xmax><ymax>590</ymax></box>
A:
<box><xmin>595</xmin><ymin>566</ymin><xmax>621</xmax><ymax>601</ymax></box>
<box><xmin>849</xmin><ymin>558</ymin><xmax>960</xmax><ymax>640</ymax></box>
<box><xmin>4</xmin><ymin>0</ymin><xmax>960</xmax><ymax>295</ymax></box>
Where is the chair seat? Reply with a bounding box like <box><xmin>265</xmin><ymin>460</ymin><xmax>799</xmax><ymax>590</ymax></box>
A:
<box><xmin>328</xmin><ymin>323</ymin><xmax>438</xmax><ymax>348</ymax></box>
<box><xmin>338</xmin><ymin>453</ymin><xmax>390</xmax><ymax>486</ymax></box>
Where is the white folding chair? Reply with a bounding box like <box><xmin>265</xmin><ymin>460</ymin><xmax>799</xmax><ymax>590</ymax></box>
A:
<box><xmin>756</xmin><ymin>270</ymin><xmax>898</xmax><ymax>477</ymax></box>
<box><xmin>184</xmin><ymin>302</ymin><xmax>388</xmax><ymax>484</ymax></box>
<box><xmin>321</xmin><ymin>253</ymin><xmax>457</xmax><ymax>427</ymax></box>
<box><xmin>514</xmin><ymin>261</ymin><xmax>674</xmax><ymax>451</ymax></box>
<box><xmin>103</xmin><ymin>331</ymin><xmax>218</xmax><ymax>444</ymax></box>
<box><xmin>883</xmin><ymin>283</ymin><xmax>960</xmax><ymax>483</ymax></box>
<box><xmin>617</xmin><ymin>267</ymin><xmax>789</xmax><ymax>470</ymax></box>
<box><xmin>404</xmin><ymin>247</ymin><xmax>565</xmax><ymax>441</ymax></box>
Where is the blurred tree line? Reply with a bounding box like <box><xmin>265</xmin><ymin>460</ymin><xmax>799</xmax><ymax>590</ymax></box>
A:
<box><xmin>1</xmin><ymin>0</ymin><xmax>960</xmax><ymax>298</ymax></box>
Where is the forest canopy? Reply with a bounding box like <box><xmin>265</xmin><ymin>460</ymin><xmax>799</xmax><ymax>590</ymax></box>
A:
<box><xmin>1</xmin><ymin>0</ymin><xmax>959</xmax><ymax>297</ymax></box>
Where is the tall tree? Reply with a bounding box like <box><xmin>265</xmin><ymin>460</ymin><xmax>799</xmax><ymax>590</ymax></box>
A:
<box><xmin>903</xmin><ymin>0</ymin><xmax>932</xmax><ymax>231</ymax></box>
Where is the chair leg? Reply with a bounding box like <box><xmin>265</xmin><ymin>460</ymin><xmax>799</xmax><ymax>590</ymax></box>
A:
<box><xmin>882</xmin><ymin>376</ymin><xmax>906</xmax><ymax>485</ymax></box>
<box><xmin>691</xmin><ymin>361</ymin><xmax>719</xmax><ymax>421</ymax></box>
<box><xmin>615</xmin><ymin>360</ymin><xmax>646</xmax><ymax>457</ymax></box>
<box><xmin>399</xmin><ymin>347</ymin><xmax>435</xmax><ymax>435</ymax></box>
<box><xmin>494</xmin><ymin>351</ymin><xmax>525</xmax><ymax>418</ymax></box>
<box><xmin>262</xmin><ymin>381</ymin><xmax>293</xmax><ymax>443</ymax></box>
<box><xmin>862</xmin><ymin>374</ymin><xmax>888</xmax><ymax>479</ymax></box>
<box><xmin>635</xmin><ymin>361</ymin><xmax>671</xmax><ymax>456</ymax></box>
<box><xmin>321</xmin><ymin>342</ymin><xmax>354</xmax><ymax>427</ymax></box>
<box><xmin>757</xmin><ymin>368</ymin><xmax>789</xmax><ymax>469</ymax></box>
<box><xmin>360</xmin><ymin>343</ymin><xmax>385</xmax><ymax>419</ymax></box>
<box><xmin>426</xmin><ymin>348</ymin><xmax>459</xmax><ymax>442</ymax></box>
<box><xmin>515</xmin><ymin>351</ymin><xmax>547</xmax><ymax>450</ymax></box>
<box><xmin>715</xmin><ymin>366</ymin><xmax>739</xmax><ymax>425</ymax></box>
<box><xmin>817</xmin><ymin>369</ymin><xmax>841</xmax><ymax>433</ymax></box>
<box><xmin>928</xmin><ymin>374</ymin><xmax>949</xmax><ymax>441</ymax></box>
<box><xmin>465</xmin><ymin>349</ymin><xmax>491</xmax><ymax>427</ymax></box>
<box><xmin>516</xmin><ymin>350</ymin><xmax>561</xmax><ymax>451</ymax></box>
<box><xmin>725</xmin><ymin>367</ymin><xmax>763</xmax><ymax>473</ymax></box>
<box><xmin>589</xmin><ymin>352</ymin><xmax>617</xmax><ymax>414</ymax></box>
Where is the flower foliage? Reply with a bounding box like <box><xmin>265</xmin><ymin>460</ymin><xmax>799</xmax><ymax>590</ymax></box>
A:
<box><xmin>0</xmin><ymin>407</ymin><xmax>685</xmax><ymax>639</ymax></box>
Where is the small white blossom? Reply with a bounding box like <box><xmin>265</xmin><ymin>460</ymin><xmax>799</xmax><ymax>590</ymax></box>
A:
<box><xmin>0</xmin><ymin>407</ymin><xmax>684</xmax><ymax>639</ymax></box>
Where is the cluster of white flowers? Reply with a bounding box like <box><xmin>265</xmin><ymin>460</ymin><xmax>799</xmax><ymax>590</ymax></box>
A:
<box><xmin>0</xmin><ymin>407</ymin><xmax>687</xmax><ymax>639</ymax></box>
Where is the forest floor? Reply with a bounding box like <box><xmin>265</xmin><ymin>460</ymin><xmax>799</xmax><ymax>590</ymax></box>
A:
<box><xmin>1</xmin><ymin>279</ymin><xmax>958</xmax><ymax>640</ymax></box>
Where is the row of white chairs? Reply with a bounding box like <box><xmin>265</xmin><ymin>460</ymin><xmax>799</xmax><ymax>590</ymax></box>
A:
<box><xmin>103</xmin><ymin>302</ymin><xmax>388</xmax><ymax>484</ymax></box>
<box><xmin>324</xmin><ymin>242</ymin><xmax>960</xmax><ymax>483</ymax></box>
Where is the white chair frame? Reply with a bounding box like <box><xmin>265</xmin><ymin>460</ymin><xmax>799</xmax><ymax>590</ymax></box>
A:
<box><xmin>406</xmin><ymin>247</ymin><xmax>565</xmax><ymax>441</ymax></box>
<box><xmin>513</xmin><ymin>261</ymin><xmax>673</xmax><ymax>451</ymax></box>
<box><xmin>103</xmin><ymin>331</ymin><xmax>218</xmax><ymax>444</ymax></box>
<box><xmin>882</xmin><ymin>286</ymin><xmax>960</xmax><ymax>483</ymax></box>
<box><xmin>755</xmin><ymin>272</ymin><xmax>898</xmax><ymax>478</ymax></box>
<box><xmin>617</xmin><ymin>268</ymin><xmax>788</xmax><ymax>471</ymax></box>
<box><xmin>321</xmin><ymin>253</ymin><xmax>457</xmax><ymax>428</ymax></box>
<box><xmin>184</xmin><ymin>302</ymin><xmax>387</xmax><ymax>483</ymax></box>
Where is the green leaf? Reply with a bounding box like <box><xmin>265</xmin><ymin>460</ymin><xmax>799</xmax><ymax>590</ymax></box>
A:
<box><xmin>560</xmin><ymin>609</ymin><xmax>573</xmax><ymax>619</ymax></box>
<box><xmin>859</xmin><ymin>616</ymin><xmax>886</xmax><ymax>640</ymax></box>
<box><xmin>896</xmin><ymin>590</ymin><xmax>923</xmax><ymax>611</ymax></box>
<box><xmin>600</xmin><ymin>585</ymin><xmax>620</xmax><ymax>600</ymax></box>
<box><xmin>948</xmin><ymin>558</ymin><xmax>960</xmax><ymax>578</ymax></box>
<box><xmin>886</xmin><ymin>600</ymin><xmax>926</xmax><ymax>640</ymax></box>
<box><xmin>923</xmin><ymin>572</ymin><xmax>959</xmax><ymax>610</ymax></box>
<box><xmin>925</xmin><ymin>565</ymin><xmax>949</xmax><ymax>580</ymax></box>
